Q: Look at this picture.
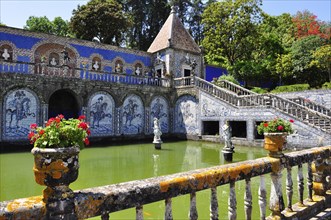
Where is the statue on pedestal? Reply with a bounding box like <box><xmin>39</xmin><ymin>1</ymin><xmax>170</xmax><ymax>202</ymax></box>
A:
<box><xmin>222</xmin><ymin>121</ymin><xmax>235</xmax><ymax>161</ymax></box>
<box><xmin>153</xmin><ymin>117</ymin><xmax>162</xmax><ymax>149</ymax></box>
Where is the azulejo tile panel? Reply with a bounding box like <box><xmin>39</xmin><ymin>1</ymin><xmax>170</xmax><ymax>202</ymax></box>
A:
<box><xmin>121</xmin><ymin>94</ymin><xmax>144</xmax><ymax>135</ymax></box>
<box><xmin>3</xmin><ymin>89</ymin><xmax>38</xmax><ymax>140</ymax></box>
<box><xmin>150</xmin><ymin>96</ymin><xmax>169</xmax><ymax>133</ymax></box>
<box><xmin>88</xmin><ymin>92</ymin><xmax>114</xmax><ymax>136</ymax></box>
<box><xmin>174</xmin><ymin>95</ymin><xmax>198</xmax><ymax>134</ymax></box>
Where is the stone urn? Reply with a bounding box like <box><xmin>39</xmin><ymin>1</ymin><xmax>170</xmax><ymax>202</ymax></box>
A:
<box><xmin>264</xmin><ymin>133</ymin><xmax>287</xmax><ymax>157</ymax></box>
<box><xmin>31</xmin><ymin>146</ymin><xmax>80</xmax><ymax>219</ymax></box>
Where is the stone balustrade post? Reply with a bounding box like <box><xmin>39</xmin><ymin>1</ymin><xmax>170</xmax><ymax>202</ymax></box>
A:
<box><xmin>312</xmin><ymin>155</ymin><xmax>328</xmax><ymax>196</ymax></box>
<box><xmin>264</xmin><ymin>138</ymin><xmax>285</xmax><ymax>219</ymax></box>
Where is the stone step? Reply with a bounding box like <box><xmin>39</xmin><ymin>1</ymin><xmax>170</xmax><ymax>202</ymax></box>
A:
<box><xmin>309</xmin><ymin>207</ymin><xmax>331</xmax><ymax>220</ymax></box>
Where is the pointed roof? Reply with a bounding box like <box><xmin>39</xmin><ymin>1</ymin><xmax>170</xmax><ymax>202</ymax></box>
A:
<box><xmin>147</xmin><ymin>7</ymin><xmax>201</xmax><ymax>54</ymax></box>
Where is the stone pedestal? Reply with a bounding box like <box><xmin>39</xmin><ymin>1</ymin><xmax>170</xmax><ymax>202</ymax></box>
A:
<box><xmin>222</xmin><ymin>149</ymin><xmax>234</xmax><ymax>162</ymax></box>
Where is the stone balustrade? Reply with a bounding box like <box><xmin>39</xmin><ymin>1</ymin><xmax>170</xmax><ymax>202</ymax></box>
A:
<box><xmin>0</xmin><ymin>60</ymin><xmax>171</xmax><ymax>88</ymax></box>
<box><xmin>1</xmin><ymin>146</ymin><xmax>330</xmax><ymax>219</ymax></box>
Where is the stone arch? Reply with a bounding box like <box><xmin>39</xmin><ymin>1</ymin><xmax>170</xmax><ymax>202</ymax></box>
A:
<box><xmin>48</xmin><ymin>89</ymin><xmax>80</xmax><ymax>119</ymax></box>
<box><xmin>32</xmin><ymin>41</ymin><xmax>79</xmax><ymax>68</ymax></box>
<box><xmin>114</xmin><ymin>57</ymin><xmax>125</xmax><ymax>74</ymax></box>
<box><xmin>132</xmin><ymin>60</ymin><xmax>144</xmax><ymax>76</ymax></box>
<box><xmin>121</xmin><ymin>94</ymin><xmax>144</xmax><ymax>135</ymax></box>
<box><xmin>0</xmin><ymin>41</ymin><xmax>16</xmax><ymax>61</ymax></box>
<box><xmin>150</xmin><ymin>96</ymin><xmax>169</xmax><ymax>133</ymax></box>
<box><xmin>89</xmin><ymin>53</ymin><xmax>104</xmax><ymax>71</ymax></box>
<box><xmin>174</xmin><ymin>95</ymin><xmax>198</xmax><ymax>134</ymax></box>
<box><xmin>2</xmin><ymin>88</ymin><xmax>39</xmax><ymax>141</ymax></box>
<box><xmin>87</xmin><ymin>92</ymin><xmax>115</xmax><ymax>136</ymax></box>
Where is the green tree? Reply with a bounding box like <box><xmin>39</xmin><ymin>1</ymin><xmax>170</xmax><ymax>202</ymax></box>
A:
<box><xmin>310</xmin><ymin>44</ymin><xmax>331</xmax><ymax>82</ymax></box>
<box><xmin>202</xmin><ymin>0</ymin><xmax>263</xmax><ymax>83</ymax></box>
<box><xmin>24</xmin><ymin>16</ymin><xmax>71</xmax><ymax>37</ymax></box>
<box><xmin>24</xmin><ymin>16</ymin><xmax>54</xmax><ymax>34</ymax></box>
<box><xmin>70</xmin><ymin>0</ymin><xmax>130</xmax><ymax>45</ymax></box>
<box><xmin>290</xmin><ymin>35</ymin><xmax>326</xmax><ymax>86</ymax></box>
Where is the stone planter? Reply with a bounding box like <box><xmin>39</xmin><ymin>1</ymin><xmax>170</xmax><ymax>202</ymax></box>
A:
<box><xmin>31</xmin><ymin>146</ymin><xmax>80</xmax><ymax>219</ymax></box>
<box><xmin>264</xmin><ymin>132</ymin><xmax>287</xmax><ymax>157</ymax></box>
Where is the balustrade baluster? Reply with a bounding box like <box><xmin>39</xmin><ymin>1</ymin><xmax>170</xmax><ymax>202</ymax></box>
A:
<box><xmin>136</xmin><ymin>205</ymin><xmax>143</xmax><ymax>220</ymax></box>
<box><xmin>298</xmin><ymin>164</ymin><xmax>304</xmax><ymax>205</ymax></box>
<box><xmin>210</xmin><ymin>187</ymin><xmax>218</xmax><ymax>220</ymax></box>
<box><xmin>101</xmin><ymin>211</ymin><xmax>110</xmax><ymax>220</ymax></box>
<box><xmin>189</xmin><ymin>191</ymin><xmax>198</xmax><ymax>220</ymax></box>
<box><xmin>244</xmin><ymin>178</ymin><xmax>252</xmax><ymax>220</ymax></box>
<box><xmin>164</xmin><ymin>198</ymin><xmax>173</xmax><ymax>220</ymax></box>
<box><xmin>269</xmin><ymin>162</ymin><xmax>285</xmax><ymax>219</ymax></box>
<box><xmin>306</xmin><ymin>162</ymin><xmax>313</xmax><ymax>201</ymax></box>
<box><xmin>258</xmin><ymin>175</ymin><xmax>267</xmax><ymax>220</ymax></box>
<box><xmin>286</xmin><ymin>166</ymin><xmax>293</xmax><ymax>211</ymax></box>
<box><xmin>229</xmin><ymin>181</ymin><xmax>237</xmax><ymax>220</ymax></box>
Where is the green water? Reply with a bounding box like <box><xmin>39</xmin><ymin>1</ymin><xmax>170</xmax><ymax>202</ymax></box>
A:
<box><xmin>1</xmin><ymin>141</ymin><xmax>272</xmax><ymax>219</ymax></box>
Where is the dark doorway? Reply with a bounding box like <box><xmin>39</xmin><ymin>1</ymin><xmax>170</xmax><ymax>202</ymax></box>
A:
<box><xmin>184</xmin><ymin>69</ymin><xmax>191</xmax><ymax>77</ymax></box>
<box><xmin>48</xmin><ymin>90</ymin><xmax>79</xmax><ymax>119</ymax></box>
<box><xmin>255</xmin><ymin>121</ymin><xmax>264</xmax><ymax>139</ymax></box>
<box><xmin>202</xmin><ymin>121</ymin><xmax>219</xmax><ymax>135</ymax></box>
<box><xmin>229</xmin><ymin>121</ymin><xmax>247</xmax><ymax>138</ymax></box>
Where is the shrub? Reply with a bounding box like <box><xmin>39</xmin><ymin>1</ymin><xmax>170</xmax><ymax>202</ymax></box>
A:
<box><xmin>271</xmin><ymin>84</ymin><xmax>310</xmax><ymax>93</ymax></box>
<box><xmin>322</xmin><ymin>82</ymin><xmax>331</xmax><ymax>89</ymax></box>
<box><xmin>212</xmin><ymin>74</ymin><xmax>240</xmax><ymax>86</ymax></box>
<box><xmin>251</xmin><ymin>87</ymin><xmax>268</xmax><ymax>94</ymax></box>
<box><xmin>257</xmin><ymin>118</ymin><xmax>294</xmax><ymax>135</ymax></box>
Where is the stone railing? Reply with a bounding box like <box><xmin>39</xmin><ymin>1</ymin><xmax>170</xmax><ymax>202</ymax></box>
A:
<box><xmin>289</xmin><ymin>96</ymin><xmax>331</xmax><ymax>117</ymax></box>
<box><xmin>0</xmin><ymin>60</ymin><xmax>171</xmax><ymax>88</ymax></box>
<box><xmin>215</xmin><ymin>79</ymin><xmax>256</xmax><ymax>96</ymax></box>
<box><xmin>175</xmin><ymin>77</ymin><xmax>331</xmax><ymax>133</ymax></box>
<box><xmin>1</xmin><ymin>146</ymin><xmax>330</xmax><ymax>219</ymax></box>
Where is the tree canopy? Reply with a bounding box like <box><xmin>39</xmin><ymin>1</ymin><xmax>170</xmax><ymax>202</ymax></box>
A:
<box><xmin>70</xmin><ymin>0</ymin><xmax>130</xmax><ymax>45</ymax></box>
<box><xmin>24</xmin><ymin>16</ymin><xmax>71</xmax><ymax>37</ymax></box>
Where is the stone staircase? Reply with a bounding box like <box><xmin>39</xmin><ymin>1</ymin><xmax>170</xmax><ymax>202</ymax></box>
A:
<box><xmin>177</xmin><ymin>77</ymin><xmax>331</xmax><ymax>134</ymax></box>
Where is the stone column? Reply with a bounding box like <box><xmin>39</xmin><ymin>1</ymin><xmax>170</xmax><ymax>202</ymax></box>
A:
<box><xmin>41</xmin><ymin>104</ymin><xmax>48</xmax><ymax>126</ymax></box>
<box><xmin>246</xmin><ymin>119</ymin><xmax>255</xmax><ymax>141</ymax></box>
<box><xmin>145</xmin><ymin>107</ymin><xmax>150</xmax><ymax>134</ymax></box>
<box><xmin>116</xmin><ymin>107</ymin><xmax>121</xmax><ymax>135</ymax></box>
<box><xmin>265</xmin><ymin>144</ymin><xmax>285</xmax><ymax>219</ymax></box>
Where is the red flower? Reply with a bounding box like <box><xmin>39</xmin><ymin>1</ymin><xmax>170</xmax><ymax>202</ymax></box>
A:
<box><xmin>28</xmin><ymin>131</ymin><xmax>35</xmax><ymax>140</ymax></box>
<box><xmin>46</xmin><ymin>118</ymin><xmax>55</xmax><ymax>126</ymax></box>
<box><xmin>78</xmin><ymin>122</ymin><xmax>88</xmax><ymax>130</ymax></box>
<box><xmin>84</xmin><ymin>138</ymin><xmax>90</xmax><ymax>145</ymax></box>
<box><xmin>55</xmin><ymin>117</ymin><xmax>61</xmax><ymax>123</ymax></box>
<box><xmin>277</xmin><ymin>125</ymin><xmax>284</xmax><ymax>131</ymax></box>
<box><xmin>39</xmin><ymin>129</ymin><xmax>45</xmax><ymax>135</ymax></box>
<box><xmin>78</xmin><ymin>115</ymin><xmax>86</xmax><ymax>121</ymax></box>
<box><xmin>30</xmin><ymin>123</ymin><xmax>37</xmax><ymax>129</ymax></box>
<box><xmin>58</xmin><ymin>114</ymin><xmax>64</xmax><ymax>119</ymax></box>
<box><xmin>289</xmin><ymin>119</ymin><xmax>294</xmax><ymax>123</ymax></box>
<box><xmin>263</xmin><ymin>123</ymin><xmax>268</xmax><ymax>127</ymax></box>
<box><xmin>87</xmin><ymin>129</ymin><xmax>91</xmax><ymax>135</ymax></box>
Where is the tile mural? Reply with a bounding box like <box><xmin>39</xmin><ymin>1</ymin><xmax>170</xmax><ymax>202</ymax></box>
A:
<box><xmin>88</xmin><ymin>92</ymin><xmax>114</xmax><ymax>136</ymax></box>
<box><xmin>150</xmin><ymin>96</ymin><xmax>169</xmax><ymax>133</ymax></box>
<box><xmin>3</xmin><ymin>89</ymin><xmax>38</xmax><ymax>140</ymax></box>
<box><xmin>122</xmin><ymin>94</ymin><xmax>144</xmax><ymax>134</ymax></box>
<box><xmin>174</xmin><ymin>95</ymin><xmax>198</xmax><ymax>134</ymax></box>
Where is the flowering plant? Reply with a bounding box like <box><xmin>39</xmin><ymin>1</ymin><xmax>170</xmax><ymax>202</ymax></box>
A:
<box><xmin>257</xmin><ymin>118</ymin><xmax>294</xmax><ymax>135</ymax></box>
<box><xmin>28</xmin><ymin>114</ymin><xmax>90</xmax><ymax>149</ymax></box>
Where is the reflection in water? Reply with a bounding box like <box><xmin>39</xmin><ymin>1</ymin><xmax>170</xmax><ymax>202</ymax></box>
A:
<box><xmin>153</xmin><ymin>154</ymin><xmax>159</xmax><ymax>177</ymax></box>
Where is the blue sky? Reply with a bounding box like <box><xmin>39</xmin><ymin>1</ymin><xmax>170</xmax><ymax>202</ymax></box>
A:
<box><xmin>0</xmin><ymin>0</ymin><xmax>330</xmax><ymax>29</ymax></box>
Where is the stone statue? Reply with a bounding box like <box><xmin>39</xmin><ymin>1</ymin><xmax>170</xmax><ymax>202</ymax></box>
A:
<box><xmin>222</xmin><ymin>121</ymin><xmax>234</xmax><ymax>151</ymax></box>
<box><xmin>2</xmin><ymin>49</ymin><xmax>10</xmax><ymax>60</ymax></box>
<box><xmin>115</xmin><ymin>63</ymin><xmax>122</xmax><ymax>73</ymax></box>
<box><xmin>61</xmin><ymin>48</ymin><xmax>70</xmax><ymax>65</ymax></box>
<box><xmin>93</xmin><ymin>61</ymin><xmax>99</xmax><ymax>70</ymax></box>
<box><xmin>153</xmin><ymin>118</ymin><xmax>162</xmax><ymax>143</ymax></box>
<box><xmin>50</xmin><ymin>57</ymin><xmax>57</xmax><ymax>66</ymax></box>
